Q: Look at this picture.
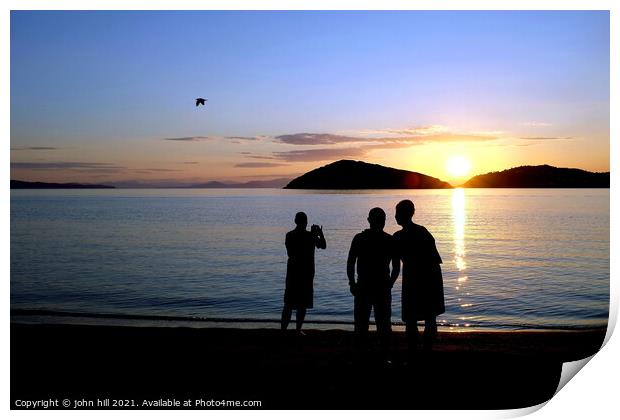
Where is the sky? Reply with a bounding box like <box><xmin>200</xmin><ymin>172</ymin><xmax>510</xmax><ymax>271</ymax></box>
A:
<box><xmin>10</xmin><ymin>10</ymin><xmax>610</xmax><ymax>186</ymax></box>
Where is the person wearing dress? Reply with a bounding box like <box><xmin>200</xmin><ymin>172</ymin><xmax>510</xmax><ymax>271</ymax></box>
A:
<box><xmin>281</xmin><ymin>211</ymin><xmax>326</xmax><ymax>334</ymax></box>
<box><xmin>393</xmin><ymin>199</ymin><xmax>445</xmax><ymax>354</ymax></box>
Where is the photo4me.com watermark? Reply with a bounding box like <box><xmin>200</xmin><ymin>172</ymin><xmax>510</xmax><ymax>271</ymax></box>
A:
<box><xmin>13</xmin><ymin>397</ymin><xmax>262</xmax><ymax>409</ymax></box>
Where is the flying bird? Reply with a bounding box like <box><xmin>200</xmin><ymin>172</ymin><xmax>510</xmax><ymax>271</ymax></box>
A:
<box><xmin>195</xmin><ymin>98</ymin><xmax>207</xmax><ymax>107</ymax></box>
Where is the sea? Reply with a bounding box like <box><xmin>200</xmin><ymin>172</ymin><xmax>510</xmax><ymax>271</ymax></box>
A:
<box><xmin>10</xmin><ymin>188</ymin><xmax>609</xmax><ymax>331</ymax></box>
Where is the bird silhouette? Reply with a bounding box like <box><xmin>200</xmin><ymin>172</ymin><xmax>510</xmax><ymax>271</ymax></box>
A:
<box><xmin>195</xmin><ymin>98</ymin><xmax>207</xmax><ymax>107</ymax></box>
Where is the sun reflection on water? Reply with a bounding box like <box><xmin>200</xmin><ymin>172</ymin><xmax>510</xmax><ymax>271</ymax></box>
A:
<box><xmin>451</xmin><ymin>188</ymin><xmax>471</xmax><ymax>327</ymax></box>
<box><xmin>452</xmin><ymin>188</ymin><xmax>467</xmax><ymax>272</ymax></box>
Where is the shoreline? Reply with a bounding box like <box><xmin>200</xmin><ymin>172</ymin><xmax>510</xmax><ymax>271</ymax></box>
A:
<box><xmin>10</xmin><ymin>308</ymin><xmax>608</xmax><ymax>333</ymax></box>
<box><xmin>11</xmin><ymin>323</ymin><xmax>606</xmax><ymax>409</ymax></box>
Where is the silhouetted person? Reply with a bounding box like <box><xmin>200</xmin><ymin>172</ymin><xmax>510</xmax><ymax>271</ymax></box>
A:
<box><xmin>394</xmin><ymin>199</ymin><xmax>445</xmax><ymax>355</ymax></box>
<box><xmin>347</xmin><ymin>207</ymin><xmax>400</xmax><ymax>359</ymax></box>
<box><xmin>281</xmin><ymin>212</ymin><xmax>326</xmax><ymax>334</ymax></box>
<box><xmin>195</xmin><ymin>98</ymin><xmax>207</xmax><ymax>106</ymax></box>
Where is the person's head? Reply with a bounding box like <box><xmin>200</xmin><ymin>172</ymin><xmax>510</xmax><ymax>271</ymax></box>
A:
<box><xmin>294</xmin><ymin>212</ymin><xmax>308</xmax><ymax>229</ymax></box>
<box><xmin>395</xmin><ymin>199</ymin><xmax>415</xmax><ymax>226</ymax></box>
<box><xmin>367</xmin><ymin>207</ymin><xmax>386</xmax><ymax>230</ymax></box>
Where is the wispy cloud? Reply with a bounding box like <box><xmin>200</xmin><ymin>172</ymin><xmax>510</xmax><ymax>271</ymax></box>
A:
<box><xmin>522</xmin><ymin>121</ymin><xmax>552</xmax><ymax>127</ymax></box>
<box><xmin>237</xmin><ymin>125</ymin><xmax>504</xmax><ymax>163</ymax></box>
<box><xmin>274</xmin><ymin>128</ymin><xmax>500</xmax><ymax>147</ymax></box>
<box><xmin>11</xmin><ymin>146</ymin><xmax>59</xmax><ymax>151</ymax></box>
<box><xmin>272</xmin><ymin>147</ymin><xmax>366</xmax><ymax>162</ymax></box>
<box><xmin>164</xmin><ymin>135</ymin><xmax>263</xmax><ymax>142</ymax></box>
<box><xmin>275</xmin><ymin>133</ymin><xmax>362</xmax><ymax>145</ymax></box>
<box><xmin>225</xmin><ymin>136</ymin><xmax>261</xmax><ymax>141</ymax></box>
<box><xmin>182</xmin><ymin>161</ymin><xmax>200</xmax><ymax>164</ymax></box>
<box><xmin>239</xmin><ymin>152</ymin><xmax>278</xmax><ymax>160</ymax></box>
<box><xmin>519</xmin><ymin>136</ymin><xmax>573</xmax><ymax>140</ymax></box>
<box><xmin>133</xmin><ymin>168</ymin><xmax>182</xmax><ymax>173</ymax></box>
<box><xmin>362</xmin><ymin>125</ymin><xmax>449</xmax><ymax>136</ymax></box>
<box><xmin>234</xmin><ymin>162</ymin><xmax>289</xmax><ymax>168</ymax></box>
<box><xmin>168</xmin><ymin>126</ymin><xmax>501</xmax><ymax>148</ymax></box>
<box><xmin>11</xmin><ymin>161</ymin><xmax>124</xmax><ymax>172</ymax></box>
<box><xmin>164</xmin><ymin>136</ymin><xmax>212</xmax><ymax>142</ymax></box>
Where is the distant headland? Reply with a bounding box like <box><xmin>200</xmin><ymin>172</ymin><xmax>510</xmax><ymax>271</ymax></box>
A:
<box><xmin>11</xmin><ymin>180</ymin><xmax>115</xmax><ymax>189</ymax></box>
<box><xmin>284</xmin><ymin>160</ymin><xmax>452</xmax><ymax>189</ymax></box>
<box><xmin>284</xmin><ymin>161</ymin><xmax>609</xmax><ymax>189</ymax></box>
<box><xmin>461</xmin><ymin>165</ymin><xmax>610</xmax><ymax>188</ymax></box>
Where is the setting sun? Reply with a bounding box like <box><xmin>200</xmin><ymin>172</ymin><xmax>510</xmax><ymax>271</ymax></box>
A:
<box><xmin>446</xmin><ymin>156</ymin><xmax>472</xmax><ymax>178</ymax></box>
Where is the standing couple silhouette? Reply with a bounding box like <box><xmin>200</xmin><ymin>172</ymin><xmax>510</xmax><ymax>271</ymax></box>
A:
<box><xmin>281</xmin><ymin>199</ymin><xmax>445</xmax><ymax>359</ymax></box>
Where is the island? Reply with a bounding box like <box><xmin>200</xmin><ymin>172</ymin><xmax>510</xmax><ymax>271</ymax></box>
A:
<box><xmin>11</xmin><ymin>180</ymin><xmax>116</xmax><ymax>189</ymax></box>
<box><xmin>461</xmin><ymin>165</ymin><xmax>610</xmax><ymax>188</ymax></box>
<box><xmin>284</xmin><ymin>160</ymin><xmax>452</xmax><ymax>189</ymax></box>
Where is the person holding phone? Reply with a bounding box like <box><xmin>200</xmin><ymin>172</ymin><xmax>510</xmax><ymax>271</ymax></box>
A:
<box><xmin>281</xmin><ymin>212</ymin><xmax>326</xmax><ymax>334</ymax></box>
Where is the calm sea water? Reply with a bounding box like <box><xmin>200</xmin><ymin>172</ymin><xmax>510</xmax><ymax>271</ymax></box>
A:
<box><xmin>10</xmin><ymin>188</ymin><xmax>609</xmax><ymax>330</ymax></box>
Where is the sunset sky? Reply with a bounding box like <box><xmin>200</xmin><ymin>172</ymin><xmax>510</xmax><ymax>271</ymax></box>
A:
<box><xmin>10</xmin><ymin>11</ymin><xmax>609</xmax><ymax>186</ymax></box>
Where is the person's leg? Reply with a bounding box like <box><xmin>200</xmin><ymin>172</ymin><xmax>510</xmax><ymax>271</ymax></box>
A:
<box><xmin>405</xmin><ymin>321</ymin><xmax>420</xmax><ymax>361</ymax></box>
<box><xmin>281</xmin><ymin>304</ymin><xmax>293</xmax><ymax>330</ymax></box>
<box><xmin>423</xmin><ymin>317</ymin><xmax>438</xmax><ymax>352</ymax></box>
<box><xmin>296</xmin><ymin>308</ymin><xmax>307</xmax><ymax>333</ymax></box>
<box><xmin>354</xmin><ymin>293</ymin><xmax>372</xmax><ymax>348</ymax></box>
<box><xmin>373</xmin><ymin>293</ymin><xmax>392</xmax><ymax>361</ymax></box>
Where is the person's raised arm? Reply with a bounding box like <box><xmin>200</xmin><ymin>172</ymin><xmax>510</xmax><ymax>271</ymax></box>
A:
<box><xmin>347</xmin><ymin>236</ymin><xmax>358</xmax><ymax>295</ymax></box>
<box><xmin>314</xmin><ymin>225</ymin><xmax>326</xmax><ymax>249</ymax></box>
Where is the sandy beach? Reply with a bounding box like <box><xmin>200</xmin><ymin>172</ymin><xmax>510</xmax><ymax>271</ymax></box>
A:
<box><xmin>10</xmin><ymin>323</ymin><xmax>605</xmax><ymax>409</ymax></box>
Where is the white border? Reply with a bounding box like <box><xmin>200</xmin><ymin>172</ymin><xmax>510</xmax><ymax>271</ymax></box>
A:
<box><xmin>4</xmin><ymin>1</ymin><xmax>617</xmax><ymax>419</ymax></box>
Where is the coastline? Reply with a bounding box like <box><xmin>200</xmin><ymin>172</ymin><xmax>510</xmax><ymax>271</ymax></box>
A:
<box><xmin>11</xmin><ymin>322</ymin><xmax>605</xmax><ymax>409</ymax></box>
<box><xmin>10</xmin><ymin>308</ymin><xmax>608</xmax><ymax>332</ymax></box>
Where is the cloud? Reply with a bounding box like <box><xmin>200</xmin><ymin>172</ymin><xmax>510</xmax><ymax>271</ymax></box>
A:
<box><xmin>275</xmin><ymin>133</ymin><xmax>362</xmax><ymax>145</ymax></box>
<box><xmin>133</xmin><ymin>168</ymin><xmax>182</xmax><ymax>173</ymax></box>
<box><xmin>164</xmin><ymin>135</ymin><xmax>263</xmax><ymax>142</ymax></box>
<box><xmin>272</xmin><ymin>147</ymin><xmax>367</xmax><ymax>162</ymax></box>
<box><xmin>242</xmin><ymin>126</ymin><xmax>502</xmax><ymax>164</ymax></box>
<box><xmin>364</xmin><ymin>142</ymin><xmax>419</xmax><ymax>150</ymax></box>
<box><xmin>11</xmin><ymin>161</ymin><xmax>125</xmax><ymax>172</ymax></box>
<box><xmin>393</xmin><ymin>133</ymin><xmax>498</xmax><ymax>144</ymax></box>
<box><xmin>182</xmin><ymin>161</ymin><xmax>199</xmax><ymax>164</ymax></box>
<box><xmin>274</xmin><ymin>129</ymin><xmax>500</xmax><ymax>147</ymax></box>
<box><xmin>519</xmin><ymin>136</ymin><xmax>573</xmax><ymax>140</ymax></box>
<box><xmin>225</xmin><ymin>136</ymin><xmax>261</xmax><ymax>141</ymax></box>
<box><xmin>239</xmin><ymin>152</ymin><xmax>278</xmax><ymax>160</ymax></box>
<box><xmin>164</xmin><ymin>136</ymin><xmax>212</xmax><ymax>142</ymax></box>
<box><xmin>168</xmin><ymin>126</ymin><xmax>501</xmax><ymax>148</ymax></box>
<box><xmin>11</xmin><ymin>146</ymin><xmax>59</xmax><ymax>151</ymax></box>
<box><xmin>368</xmin><ymin>125</ymin><xmax>449</xmax><ymax>136</ymax></box>
<box><xmin>234</xmin><ymin>162</ymin><xmax>289</xmax><ymax>168</ymax></box>
<box><xmin>522</xmin><ymin>121</ymin><xmax>552</xmax><ymax>127</ymax></box>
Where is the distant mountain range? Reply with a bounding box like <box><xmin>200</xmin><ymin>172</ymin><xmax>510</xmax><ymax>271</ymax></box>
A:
<box><xmin>188</xmin><ymin>178</ymin><xmax>291</xmax><ymax>188</ymax></box>
<box><xmin>285</xmin><ymin>160</ymin><xmax>452</xmax><ymax>189</ymax></box>
<box><xmin>11</xmin><ymin>163</ymin><xmax>610</xmax><ymax>189</ymax></box>
<box><xmin>461</xmin><ymin>165</ymin><xmax>609</xmax><ymax>188</ymax></box>
<box><xmin>11</xmin><ymin>180</ymin><xmax>115</xmax><ymax>189</ymax></box>
<box><xmin>11</xmin><ymin>178</ymin><xmax>291</xmax><ymax>189</ymax></box>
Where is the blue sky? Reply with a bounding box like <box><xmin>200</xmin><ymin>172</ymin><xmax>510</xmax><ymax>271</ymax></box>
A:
<box><xmin>10</xmin><ymin>11</ymin><xmax>609</xmax><ymax>185</ymax></box>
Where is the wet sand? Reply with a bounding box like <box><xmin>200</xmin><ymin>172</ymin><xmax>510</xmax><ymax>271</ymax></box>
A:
<box><xmin>10</xmin><ymin>323</ymin><xmax>605</xmax><ymax>409</ymax></box>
